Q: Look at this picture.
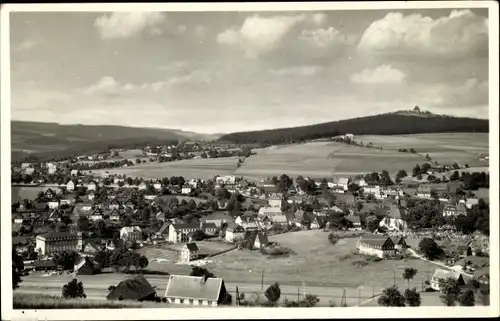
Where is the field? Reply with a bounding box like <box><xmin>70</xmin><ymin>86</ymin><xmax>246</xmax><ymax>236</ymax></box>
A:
<box><xmin>87</xmin><ymin>157</ymin><xmax>240</xmax><ymax>180</ymax></box>
<box><xmin>356</xmin><ymin>133</ymin><xmax>489</xmax><ymax>167</ymax></box>
<box><xmin>236</xmin><ymin>141</ymin><xmax>424</xmax><ymax>180</ymax></box>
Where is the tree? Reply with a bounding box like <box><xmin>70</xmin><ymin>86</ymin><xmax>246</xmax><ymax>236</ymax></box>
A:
<box><xmin>123</xmin><ymin>216</ymin><xmax>132</xmax><ymax>227</ymax></box>
<box><xmin>139</xmin><ymin>256</ymin><xmax>149</xmax><ymax>269</ymax></box>
<box><xmin>418</xmin><ymin>238</ymin><xmax>443</xmax><ymax>260</ymax></box>
<box><xmin>191</xmin><ymin>229</ymin><xmax>206</xmax><ymax>241</ymax></box>
<box><xmin>458</xmin><ymin>288</ymin><xmax>475</xmax><ymax>306</ymax></box>
<box><xmin>404</xmin><ymin>288</ymin><xmax>421</xmax><ymax>306</ymax></box>
<box><xmin>450</xmin><ymin>171</ymin><xmax>460</xmax><ymax>181</ymax></box>
<box><xmin>265</xmin><ymin>283</ymin><xmax>281</xmax><ymax>305</ymax></box>
<box><xmin>53</xmin><ymin>251</ymin><xmax>79</xmax><ymax>270</ymax></box>
<box><xmin>402</xmin><ymin>267</ymin><xmax>418</xmax><ymax>288</ymax></box>
<box><xmin>300</xmin><ymin>294</ymin><xmax>320</xmax><ymax>307</ymax></box>
<box><xmin>439</xmin><ymin>277</ymin><xmax>461</xmax><ymax>306</ymax></box>
<box><xmin>378</xmin><ymin>285</ymin><xmax>406</xmax><ymax>307</ymax></box>
<box><xmin>77</xmin><ymin>216</ymin><xmax>90</xmax><ymax>231</ymax></box>
<box><xmin>108</xmin><ymin>285</ymin><xmax>116</xmax><ymax>293</ymax></box>
<box><xmin>190</xmin><ymin>266</ymin><xmax>215</xmax><ymax>278</ymax></box>
<box><xmin>12</xmin><ymin>250</ymin><xmax>24</xmax><ymax>289</ymax></box>
<box><xmin>395</xmin><ymin>170</ymin><xmax>408</xmax><ymax>183</ymax></box>
<box><xmin>425</xmin><ymin>154</ymin><xmax>432</xmax><ymax>161</ymax></box>
<box><xmin>62</xmin><ymin>279</ymin><xmax>86</xmax><ymax>299</ymax></box>
<box><xmin>412</xmin><ymin>164</ymin><xmax>421</xmax><ymax>177</ymax></box>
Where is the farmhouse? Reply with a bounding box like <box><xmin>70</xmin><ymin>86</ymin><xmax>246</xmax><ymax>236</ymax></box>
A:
<box><xmin>82</xmin><ymin>240</ymin><xmax>103</xmax><ymax>256</ymax></box>
<box><xmin>107</xmin><ymin>275</ymin><xmax>156</xmax><ymax>302</ymax></box>
<box><xmin>153</xmin><ymin>182</ymin><xmax>163</xmax><ymax>190</ymax></box>
<box><xmin>168</xmin><ymin>223</ymin><xmax>200</xmax><ymax>243</ymax></box>
<box><xmin>416</xmin><ymin>185</ymin><xmax>433</xmax><ymax>198</ymax></box>
<box><xmin>47</xmin><ymin>200</ymin><xmax>60</xmax><ymax>209</ymax></box>
<box><xmin>389</xmin><ymin>236</ymin><xmax>407</xmax><ymax>250</ymax></box>
<box><xmin>108</xmin><ymin>198</ymin><xmax>122</xmax><ymax>210</ymax></box>
<box><xmin>271</xmin><ymin>214</ymin><xmax>288</xmax><ymax>225</ymax></box>
<box><xmin>66</xmin><ymin>180</ymin><xmax>75</xmax><ymax>191</ymax></box>
<box><xmin>70</xmin><ymin>169</ymin><xmax>80</xmax><ymax>176</ymax></box>
<box><xmin>164</xmin><ymin>275</ymin><xmax>228</xmax><ymax>306</ymax></box>
<box><xmin>379</xmin><ymin>217</ymin><xmax>408</xmax><ymax>232</ymax></box>
<box><xmin>253</xmin><ymin>232</ymin><xmax>269</xmax><ymax>249</ymax></box>
<box><xmin>430</xmin><ymin>268</ymin><xmax>465</xmax><ymax>291</ymax></box>
<box><xmin>180</xmin><ymin>243</ymin><xmax>200</xmax><ymax>262</ymax></box>
<box><xmin>35</xmin><ymin>232</ymin><xmax>83</xmax><ymax>256</ymax></box>
<box><xmin>74</xmin><ymin>256</ymin><xmax>101</xmax><ymax>275</ymax></box>
<box><xmin>201</xmin><ymin>222</ymin><xmax>218</xmax><ymax>236</ymax></box>
<box><xmin>181</xmin><ymin>186</ymin><xmax>192</xmax><ymax>195</ymax></box>
<box><xmin>345</xmin><ymin>215</ymin><xmax>362</xmax><ymax>230</ymax></box>
<box><xmin>443</xmin><ymin>203</ymin><xmax>467</xmax><ymax>217</ymax></box>
<box><xmin>225</xmin><ymin>223</ymin><xmax>245</xmax><ymax>243</ymax></box>
<box><xmin>120</xmin><ymin>226</ymin><xmax>142</xmax><ymax>242</ymax></box>
<box><xmin>87</xmin><ymin>182</ymin><xmax>97</xmax><ymax>191</ymax></box>
<box><xmin>258</xmin><ymin>206</ymin><xmax>282</xmax><ymax>217</ymax></box>
<box><xmin>138</xmin><ymin>182</ymin><xmax>147</xmax><ymax>191</ymax></box>
<box><xmin>90</xmin><ymin>209</ymin><xmax>104</xmax><ymax>221</ymax></box>
<box><xmin>356</xmin><ymin>235</ymin><xmax>395</xmax><ymax>259</ymax></box>
<box><xmin>473</xmin><ymin>267</ymin><xmax>490</xmax><ymax>288</ymax></box>
<box><xmin>202</xmin><ymin>212</ymin><xmax>234</xmax><ymax>228</ymax></box>
<box><xmin>336</xmin><ymin>177</ymin><xmax>351</xmax><ymax>191</ymax></box>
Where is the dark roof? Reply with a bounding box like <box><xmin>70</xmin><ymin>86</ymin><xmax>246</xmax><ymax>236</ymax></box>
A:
<box><xmin>165</xmin><ymin>275</ymin><xmax>223</xmax><ymax>301</ymax></box>
<box><xmin>256</xmin><ymin>232</ymin><xmax>269</xmax><ymax>245</ymax></box>
<box><xmin>184</xmin><ymin>243</ymin><xmax>199</xmax><ymax>252</ymax></box>
<box><xmin>360</xmin><ymin>235</ymin><xmax>395</xmax><ymax>247</ymax></box>
<box><xmin>107</xmin><ymin>275</ymin><xmax>156</xmax><ymax>301</ymax></box>
<box><xmin>38</xmin><ymin>232</ymin><xmax>80</xmax><ymax>241</ymax></box>
<box><xmin>346</xmin><ymin>215</ymin><xmax>361</xmax><ymax>224</ymax></box>
<box><xmin>390</xmin><ymin>236</ymin><xmax>406</xmax><ymax>245</ymax></box>
<box><xmin>172</xmin><ymin>223</ymin><xmax>199</xmax><ymax>230</ymax></box>
<box><xmin>34</xmin><ymin>259</ymin><xmax>57</xmax><ymax>268</ymax></box>
<box><xmin>226</xmin><ymin>223</ymin><xmax>244</xmax><ymax>232</ymax></box>
<box><xmin>201</xmin><ymin>222</ymin><xmax>217</xmax><ymax>229</ymax></box>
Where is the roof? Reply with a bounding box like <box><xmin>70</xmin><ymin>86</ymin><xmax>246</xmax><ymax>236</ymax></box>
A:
<box><xmin>107</xmin><ymin>275</ymin><xmax>156</xmax><ymax>301</ymax></box>
<box><xmin>271</xmin><ymin>215</ymin><xmax>288</xmax><ymax>223</ymax></box>
<box><xmin>473</xmin><ymin>267</ymin><xmax>490</xmax><ymax>280</ymax></box>
<box><xmin>226</xmin><ymin>223</ymin><xmax>244</xmax><ymax>232</ymax></box>
<box><xmin>121</xmin><ymin>226</ymin><xmax>142</xmax><ymax>233</ymax></box>
<box><xmin>164</xmin><ymin>275</ymin><xmax>223</xmax><ymax>302</ymax></box>
<box><xmin>204</xmin><ymin>211</ymin><xmax>234</xmax><ymax>221</ymax></box>
<box><xmin>201</xmin><ymin>222</ymin><xmax>217</xmax><ymax>229</ymax></box>
<box><xmin>34</xmin><ymin>259</ymin><xmax>57</xmax><ymax>268</ymax></box>
<box><xmin>184</xmin><ymin>243</ymin><xmax>199</xmax><ymax>252</ymax></box>
<box><xmin>345</xmin><ymin>215</ymin><xmax>361</xmax><ymax>224</ymax></box>
<box><xmin>256</xmin><ymin>232</ymin><xmax>269</xmax><ymax>245</ymax></box>
<box><xmin>38</xmin><ymin>232</ymin><xmax>80</xmax><ymax>241</ymax></box>
<box><xmin>463</xmin><ymin>256</ymin><xmax>489</xmax><ymax>268</ymax></box>
<box><xmin>431</xmin><ymin>268</ymin><xmax>462</xmax><ymax>282</ymax></box>
<box><xmin>337</xmin><ymin>177</ymin><xmax>350</xmax><ymax>185</ymax></box>
<box><xmin>360</xmin><ymin>235</ymin><xmax>394</xmax><ymax>247</ymax></box>
<box><xmin>172</xmin><ymin>223</ymin><xmax>200</xmax><ymax>230</ymax></box>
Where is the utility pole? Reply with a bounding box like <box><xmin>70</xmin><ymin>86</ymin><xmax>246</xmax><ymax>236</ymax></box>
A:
<box><xmin>372</xmin><ymin>284</ymin><xmax>375</xmax><ymax>298</ymax></box>
<box><xmin>236</xmin><ymin>286</ymin><xmax>240</xmax><ymax>307</ymax></box>
<box><xmin>297</xmin><ymin>286</ymin><xmax>300</xmax><ymax>302</ymax></box>
<box><xmin>393</xmin><ymin>271</ymin><xmax>396</xmax><ymax>286</ymax></box>
<box><xmin>261</xmin><ymin>269</ymin><xmax>264</xmax><ymax>291</ymax></box>
<box><xmin>358</xmin><ymin>287</ymin><xmax>361</xmax><ymax>306</ymax></box>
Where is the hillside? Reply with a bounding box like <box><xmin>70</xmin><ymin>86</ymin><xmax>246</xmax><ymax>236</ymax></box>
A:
<box><xmin>11</xmin><ymin>121</ymin><xmax>221</xmax><ymax>161</ymax></box>
<box><xmin>218</xmin><ymin>111</ymin><xmax>489</xmax><ymax>145</ymax></box>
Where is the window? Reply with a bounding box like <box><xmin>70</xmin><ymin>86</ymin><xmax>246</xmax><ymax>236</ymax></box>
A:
<box><xmin>189</xmin><ymin>299</ymin><xmax>193</xmax><ymax>304</ymax></box>
<box><xmin>180</xmin><ymin>299</ymin><xmax>184</xmax><ymax>303</ymax></box>
<box><xmin>198</xmin><ymin>300</ymin><xmax>203</xmax><ymax>305</ymax></box>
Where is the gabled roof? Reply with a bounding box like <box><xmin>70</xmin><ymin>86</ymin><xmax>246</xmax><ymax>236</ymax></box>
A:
<box><xmin>345</xmin><ymin>215</ymin><xmax>361</xmax><ymax>224</ymax></box>
<box><xmin>360</xmin><ymin>235</ymin><xmax>394</xmax><ymax>247</ymax></box>
<box><xmin>255</xmin><ymin>232</ymin><xmax>269</xmax><ymax>245</ymax></box>
<box><xmin>271</xmin><ymin>215</ymin><xmax>288</xmax><ymax>223</ymax></box>
<box><xmin>164</xmin><ymin>275</ymin><xmax>223</xmax><ymax>302</ymax></box>
<box><xmin>172</xmin><ymin>223</ymin><xmax>199</xmax><ymax>230</ymax></box>
<box><xmin>226</xmin><ymin>222</ymin><xmax>244</xmax><ymax>232</ymax></box>
<box><xmin>107</xmin><ymin>275</ymin><xmax>156</xmax><ymax>301</ymax></box>
<box><xmin>38</xmin><ymin>232</ymin><xmax>79</xmax><ymax>241</ymax></box>
<box><xmin>184</xmin><ymin>243</ymin><xmax>199</xmax><ymax>252</ymax></box>
<box><xmin>431</xmin><ymin>268</ymin><xmax>462</xmax><ymax>282</ymax></box>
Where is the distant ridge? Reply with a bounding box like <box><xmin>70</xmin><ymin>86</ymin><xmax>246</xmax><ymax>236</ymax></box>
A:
<box><xmin>217</xmin><ymin>108</ymin><xmax>489</xmax><ymax>145</ymax></box>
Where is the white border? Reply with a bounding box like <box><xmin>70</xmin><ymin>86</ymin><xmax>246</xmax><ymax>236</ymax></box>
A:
<box><xmin>1</xmin><ymin>1</ymin><xmax>499</xmax><ymax>320</ymax></box>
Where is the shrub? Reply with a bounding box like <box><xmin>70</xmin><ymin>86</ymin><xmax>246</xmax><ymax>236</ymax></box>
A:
<box><xmin>328</xmin><ymin>233</ymin><xmax>339</xmax><ymax>245</ymax></box>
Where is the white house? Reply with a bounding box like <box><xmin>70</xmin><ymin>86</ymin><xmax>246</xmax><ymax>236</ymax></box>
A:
<box><xmin>90</xmin><ymin>209</ymin><xmax>103</xmax><ymax>221</ymax></box>
<box><xmin>181</xmin><ymin>187</ymin><xmax>192</xmax><ymax>195</ymax></box>
<box><xmin>87</xmin><ymin>182</ymin><xmax>97</xmax><ymax>191</ymax></box>
<box><xmin>379</xmin><ymin>217</ymin><xmax>408</xmax><ymax>232</ymax></box>
<box><xmin>138</xmin><ymin>182</ymin><xmax>147</xmax><ymax>191</ymax></box>
<box><xmin>430</xmin><ymin>269</ymin><xmax>465</xmax><ymax>291</ymax></box>
<box><xmin>120</xmin><ymin>226</ymin><xmax>142</xmax><ymax>242</ymax></box>
<box><xmin>268</xmin><ymin>198</ymin><xmax>283</xmax><ymax>208</ymax></box>
<box><xmin>168</xmin><ymin>223</ymin><xmax>199</xmax><ymax>243</ymax></box>
<box><xmin>47</xmin><ymin>200</ymin><xmax>60</xmax><ymax>209</ymax></box>
<box><xmin>253</xmin><ymin>232</ymin><xmax>269</xmax><ymax>249</ymax></box>
<box><xmin>356</xmin><ymin>236</ymin><xmax>396</xmax><ymax>259</ymax></box>
<box><xmin>180</xmin><ymin>243</ymin><xmax>200</xmax><ymax>262</ymax></box>
<box><xmin>164</xmin><ymin>275</ymin><xmax>227</xmax><ymax>306</ymax></box>
<box><xmin>153</xmin><ymin>182</ymin><xmax>163</xmax><ymax>190</ymax></box>
<box><xmin>225</xmin><ymin>223</ymin><xmax>245</xmax><ymax>243</ymax></box>
<box><xmin>337</xmin><ymin>177</ymin><xmax>351</xmax><ymax>191</ymax></box>
<box><xmin>258</xmin><ymin>206</ymin><xmax>282</xmax><ymax>217</ymax></box>
<box><xmin>66</xmin><ymin>180</ymin><xmax>75</xmax><ymax>192</ymax></box>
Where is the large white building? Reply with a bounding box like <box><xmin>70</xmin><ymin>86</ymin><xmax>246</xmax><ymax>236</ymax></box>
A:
<box><xmin>164</xmin><ymin>275</ymin><xmax>228</xmax><ymax>306</ymax></box>
<box><xmin>35</xmin><ymin>232</ymin><xmax>83</xmax><ymax>256</ymax></box>
<box><xmin>120</xmin><ymin>226</ymin><xmax>142</xmax><ymax>242</ymax></box>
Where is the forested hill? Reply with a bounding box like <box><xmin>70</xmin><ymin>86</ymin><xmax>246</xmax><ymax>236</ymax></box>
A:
<box><xmin>217</xmin><ymin>113</ymin><xmax>489</xmax><ymax>145</ymax></box>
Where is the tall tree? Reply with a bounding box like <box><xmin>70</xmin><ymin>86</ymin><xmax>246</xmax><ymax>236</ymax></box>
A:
<box><xmin>378</xmin><ymin>286</ymin><xmax>406</xmax><ymax>307</ymax></box>
<box><xmin>62</xmin><ymin>279</ymin><xmax>86</xmax><ymax>299</ymax></box>
<box><xmin>457</xmin><ymin>288</ymin><xmax>475</xmax><ymax>306</ymax></box>
<box><xmin>265</xmin><ymin>283</ymin><xmax>281</xmax><ymax>306</ymax></box>
<box><xmin>439</xmin><ymin>277</ymin><xmax>461</xmax><ymax>306</ymax></box>
<box><xmin>402</xmin><ymin>267</ymin><xmax>418</xmax><ymax>288</ymax></box>
<box><xmin>404</xmin><ymin>288</ymin><xmax>422</xmax><ymax>307</ymax></box>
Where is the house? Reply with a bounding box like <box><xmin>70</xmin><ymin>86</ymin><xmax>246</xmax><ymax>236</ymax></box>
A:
<box><xmin>153</xmin><ymin>182</ymin><xmax>163</xmax><ymax>190</ymax></box>
<box><xmin>135</xmin><ymin>182</ymin><xmax>146</xmax><ymax>191</ymax></box>
<box><xmin>12</xmin><ymin>212</ymin><xmax>24</xmax><ymax>224</ymax></box>
<box><xmin>416</xmin><ymin>185</ymin><xmax>433</xmax><ymax>198</ymax></box>
<box><xmin>108</xmin><ymin>199</ymin><xmax>121</xmax><ymax>210</ymax></box>
<box><xmin>258</xmin><ymin>206</ymin><xmax>282</xmax><ymax>217</ymax></box>
<box><xmin>120</xmin><ymin>226</ymin><xmax>142</xmax><ymax>242</ymax></box>
<box><xmin>144</xmin><ymin>194</ymin><xmax>157</xmax><ymax>201</ymax></box>
<box><xmin>201</xmin><ymin>222</ymin><xmax>218</xmax><ymax>236</ymax></box>
<box><xmin>48</xmin><ymin>200</ymin><xmax>60</xmax><ymax>209</ymax></box>
<box><xmin>336</xmin><ymin>177</ymin><xmax>351</xmax><ymax>191</ymax></box>
<box><xmin>35</xmin><ymin>232</ymin><xmax>83</xmax><ymax>256</ymax></box>
<box><xmin>44</xmin><ymin>188</ymin><xmax>56</xmax><ymax>199</ymax></box>
<box><xmin>473</xmin><ymin>267</ymin><xmax>490</xmax><ymax>288</ymax></box>
<box><xmin>379</xmin><ymin>217</ymin><xmax>408</xmax><ymax>232</ymax></box>
<box><xmin>24</xmin><ymin>167</ymin><xmax>35</xmax><ymax>175</ymax></box>
<box><xmin>168</xmin><ymin>223</ymin><xmax>200</xmax><ymax>243</ymax></box>
<box><xmin>82</xmin><ymin>240</ymin><xmax>103</xmax><ymax>256</ymax></box>
<box><xmin>60</xmin><ymin>194</ymin><xmax>76</xmax><ymax>206</ymax></box>
<box><xmin>87</xmin><ymin>192</ymin><xmax>96</xmax><ymax>201</ymax></box>
<box><xmin>180</xmin><ymin>243</ymin><xmax>200</xmax><ymax>262</ymax></box>
<box><xmin>253</xmin><ymin>232</ymin><xmax>269</xmax><ymax>249</ymax></box>
<box><xmin>107</xmin><ymin>275</ymin><xmax>156</xmax><ymax>302</ymax></box>
<box><xmin>310</xmin><ymin>216</ymin><xmax>327</xmax><ymax>229</ymax></box>
<box><xmin>66</xmin><ymin>180</ymin><xmax>76</xmax><ymax>192</ymax></box>
<box><xmin>77</xmin><ymin>201</ymin><xmax>94</xmax><ymax>213</ymax></box>
<box><xmin>356</xmin><ymin>235</ymin><xmax>396</xmax><ymax>259</ymax></box>
<box><xmin>442</xmin><ymin>205</ymin><xmax>458</xmax><ymax>217</ymax></box>
<box><xmin>74</xmin><ymin>256</ymin><xmax>101</xmax><ymax>275</ymax></box>
<box><xmin>270</xmin><ymin>214</ymin><xmax>288</xmax><ymax>225</ymax></box>
<box><xmin>465</xmin><ymin>198</ymin><xmax>479</xmax><ymax>209</ymax></box>
<box><xmin>242</xmin><ymin>221</ymin><xmax>259</xmax><ymax>232</ymax></box>
<box><xmin>346</xmin><ymin>215</ymin><xmax>362</xmax><ymax>230</ymax></box>
<box><xmin>225</xmin><ymin>223</ymin><xmax>245</xmax><ymax>243</ymax></box>
<box><xmin>268</xmin><ymin>198</ymin><xmax>283</xmax><ymax>208</ymax></box>
<box><xmin>70</xmin><ymin>169</ymin><xmax>79</xmax><ymax>176</ymax></box>
<box><xmin>109</xmin><ymin>209</ymin><xmax>121</xmax><ymax>221</ymax></box>
<box><xmin>164</xmin><ymin>275</ymin><xmax>229</xmax><ymax>306</ymax></box>
<box><xmin>202</xmin><ymin>212</ymin><xmax>234</xmax><ymax>228</ymax></box>
<box><xmin>90</xmin><ymin>209</ymin><xmax>104</xmax><ymax>221</ymax></box>
<box><xmin>389</xmin><ymin>236</ymin><xmax>407</xmax><ymax>250</ymax></box>
<box><xmin>87</xmin><ymin>181</ymin><xmax>97</xmax><ymax>191</ymax></box>
<box><xmin>430</xmin><ymin>268</ymin><xmax>465</xmax><ymax>291</ymax></box>
<box><xmin>34</xmin><ymin>259</ymin><xmax>58</xmax><ymax>271</ymax></box>
<box><xmin>106</xmin><ymin>239</ymin><xmax>124</xmax><ymax>251</ymax></box>
<box><xmin>181</xmin><ymin>186</ymin><xmax>192</xmax><ymax>195</ymax></box>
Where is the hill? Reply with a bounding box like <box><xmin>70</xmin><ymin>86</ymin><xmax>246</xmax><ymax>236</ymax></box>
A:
<box><xmin>217</xmin><ymin>111</ymin><xmax>489</xmax><ymax>145</ymax></box>
<box><xmin>11</xmin><ymin>121</ymin><xmax>221</xmax><ymax>161</ymax></box>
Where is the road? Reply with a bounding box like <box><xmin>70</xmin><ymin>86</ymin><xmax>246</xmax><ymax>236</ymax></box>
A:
<box><xmin>18</xmin><ymin>272</ymin><xmax>379</xmax><ymax>307</ymax></box>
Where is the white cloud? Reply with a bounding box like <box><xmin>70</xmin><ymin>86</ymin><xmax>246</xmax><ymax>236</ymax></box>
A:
<box><xmin>13</xmin><ymin>39</ymin><xmax>39</xmax><ymax>52</ymax></box>
<box><xmin>416</xmin><ymin>78</ymin><xmax>488</xmax><ymax>108</ymax></box>
<box><xmin>350</xmin><ymin>65</ymin><xmax>406</xmax><ymax>84</ymax></box>
<box><xmin>94</xmin><ymin>12</ymin><xmax>167</xmax><ymax>40</ymax></box>
<box><xmin>194</xmin><ymin>25</ymin><xmax>206</xmax><ymax>37</ymax></box>
<box><xmin>216</xmin><ymin>14</ymin><xmax>306</xmax><ymax>58</ymax></box>
<box><xmin>270</xmin><ymin>65</ymin><xmax>322</xmax><ymax>77</ymax></box>
<box><xmin>310</xmin><ymin>13</ymin><xmax>327</xmax><ymax>26</ymax></box>
<box><xmin>299</xmin><ymin>27</ymin><xmax>352</xmax><ymax>48</ymax></box>
<box><xmin>358</xmin><ymin>9</ymin><xmax>488</xmax><ymax>57</ymax></box>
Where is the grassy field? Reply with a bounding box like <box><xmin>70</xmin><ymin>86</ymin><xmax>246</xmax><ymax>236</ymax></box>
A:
<box><xmin>88</xmin><ymin>157</ymin><xmax>239</xmax><ymax>180</ymax></box>
<box><xmin>236</xmin><ymin>141</ymin><xmax>424</xmax><ymax>179</ymax></box>
<box><xmin>356</xmin><ymin>133</ymin><xmax>488</xmax><ymax>167</ymax></box>
<box><xmin>13</xmin><ymin>292</ymin><xmax>151</xmax><ymax>309</ymax></box>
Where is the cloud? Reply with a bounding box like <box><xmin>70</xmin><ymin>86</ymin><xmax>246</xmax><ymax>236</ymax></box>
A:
<box><xmin>416</xmin><ymin>78</ymin><xmax>488</xmax><ymax>108</ymax></box>
<box><xmin>358</xmin><ymin>9</ymin><xmax>488</xmax><ymax>57</ymax></box>
<box><xmin>13</xmin><ymin>39</ymin><xmax>39</xmax><ymax>52</ymax></box>
<box><xmin>94</xmin><ymin>12</ymin><xmax>167</xmax><ymax>40</ymax></box>
<box><xmin>350</xmin><ymin>65</ymin><xmax>406</xmax><ymax>84</ymax></box>
<box><xmin>299</xmin><ymin>26</ymin><xmax>353</xmax><ymax>48</ymax></box>
<box><xmin>216</xmin><ymin>14</ymin><xmax>306</xmax><ymax>58</ymax></box>
<box><xmin>270</xmin><ymin>65</ymin><xmax>322</xmax><ymax>77</ymax></box>
<box><xmin>194</xmin><ymin>25</ymin><xmax>207</xmax><ymax>37</ymax></box>
<box><xmin>310</xmin><ymin>13</ymin><xmax>327</xmax><ymax>26</ymax></box>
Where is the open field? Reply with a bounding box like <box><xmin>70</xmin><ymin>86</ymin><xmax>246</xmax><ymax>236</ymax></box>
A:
<box><xmin>138</xmin><ymin>241</ymin><xmax>235</xmax><ymax>259</ymax></box>
<box><xmin>86</xmin><ymin>157</ymin><xmax>240</xmax><ymax>180</ymax></box>
<box><xmin>356</xmin><ymin>133</ymin><xmax>488</xmax><ymax>167</ymax></box>
<box><xmin>236</xmin><ymin>141</ymin><xmax>424</xmax><ymax>179</ymax></box>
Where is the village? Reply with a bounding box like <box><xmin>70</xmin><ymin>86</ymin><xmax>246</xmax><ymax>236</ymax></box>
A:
<box><xmin>11</xmin><ymin>146</ymin><xmax>490</xmax><ymax>308</ymax></box>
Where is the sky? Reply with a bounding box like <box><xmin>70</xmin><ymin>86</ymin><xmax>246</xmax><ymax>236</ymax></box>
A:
<box><xmin>10</xmin><ymin>8</ymin><xmax>489</xmax><ymax>134</ymax></box>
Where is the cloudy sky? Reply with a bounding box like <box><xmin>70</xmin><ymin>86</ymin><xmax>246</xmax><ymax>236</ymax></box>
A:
<box><xmin>10</xmin><ymin>8</ymin><xmax>489</xmax><ymax>134</ymax></box>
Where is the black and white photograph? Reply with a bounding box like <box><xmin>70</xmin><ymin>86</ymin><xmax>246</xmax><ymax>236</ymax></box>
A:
<box><xmin>1</xmin><ymin>2</ymin><xmax>498</xmax><ymax>320</ymax></box>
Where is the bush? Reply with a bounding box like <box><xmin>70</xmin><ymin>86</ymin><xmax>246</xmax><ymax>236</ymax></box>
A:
<box><xmin>352</xmin><ymin>260</ymin><xmax>369</xmax><ymax>268</ymax></box>
<box><xmin>328</xmin><ymin>233</ymin><xmax>339</xmax><ymax>245</ymax></box>
<box><xmin>260</xmin><ymin>246</ymin><xmax>294</xmax><ymax>257</ymax></box>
